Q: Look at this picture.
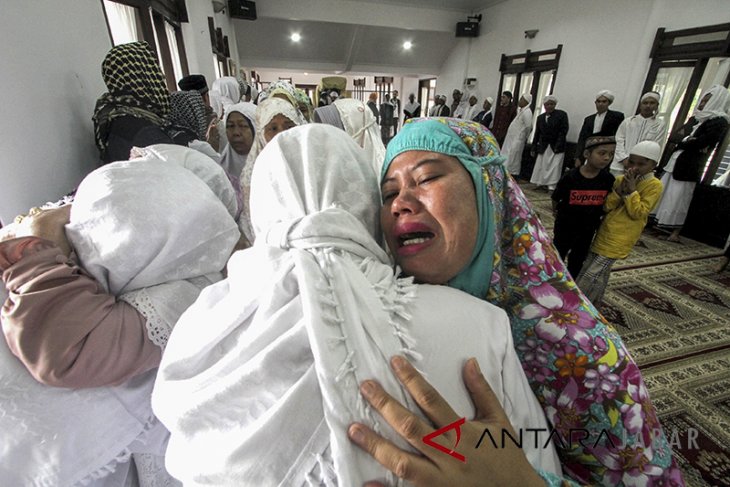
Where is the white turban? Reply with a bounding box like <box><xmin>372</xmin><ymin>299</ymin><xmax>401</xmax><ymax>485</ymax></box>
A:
<box><xmin>486</xmin><ymin>96</ymin><xmax>494</xmax><ymax>105</ymax></box>
<box><xmin>543</xmin><ymin>95</ymin><xmax>558</xmax><ymax>104</ymax></box>
<box><xmin>640</xmin><ymin>91</ymin><xmax>661</xmax><ymax>103</ymax></box>
<box><xmin>521</xmin><ymin>93</ymin><xmax>533</xmax><ymax>104</ymax></box>
<box><xmin>596</xmin><ymin>90</ymin><xmax>615</xmax><ymax>103</ymax></box>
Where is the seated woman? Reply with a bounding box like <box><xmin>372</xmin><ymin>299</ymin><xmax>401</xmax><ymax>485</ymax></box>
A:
<box><xmin>92</xmin><ymin>42</ymin><xmax>173</xmax><ymax>164</ymax></box>
<box><xmin>354</xmin><ymin>117</ymin><xmax>683</xmax><ymax>485</ymax></box>
<box><xmin>151</xmin><ymin>124</ymin><xmax>561</xmax><ymax>486</ymax></box>
<box><xmin>0</xmin><ymin>145</ymin><xmax>240</xmax><ymax>486</ymax></box>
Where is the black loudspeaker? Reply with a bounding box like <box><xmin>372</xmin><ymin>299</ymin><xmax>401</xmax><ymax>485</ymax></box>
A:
<box><xmin>229</xmin><ymin>0</ymin><xmax>257</xmax><ymax>20</ymax></box>
<box><xmin>455</xmin><ymin>22</ymin><xmax>479</xmax><ymax>37</ymax></box>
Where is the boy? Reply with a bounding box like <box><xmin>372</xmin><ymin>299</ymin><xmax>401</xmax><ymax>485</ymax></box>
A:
<box><xmin>576</xmin><ymin>140</ymin><xmax>664</xmax><ymax>306</ymax></box>
<box><xmin>552</xmin><ymin>136</ymin><xmax>616</xmax><ymax>278</ymax></box>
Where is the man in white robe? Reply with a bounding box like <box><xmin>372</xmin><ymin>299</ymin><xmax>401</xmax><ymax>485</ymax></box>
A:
<box><xmin>611</xmin><ymin>91</ymin><xmax>666</xmax><ymax>176</ymax></box>
<box><xmin>502</xmin><ymin>93</ymin><xmax>533</xmax><ymax>178</ymax></box>
<box><xmin>530</xmin><ymin>95</ymin><xmax>569</xmax><ymax>191</ymax></box>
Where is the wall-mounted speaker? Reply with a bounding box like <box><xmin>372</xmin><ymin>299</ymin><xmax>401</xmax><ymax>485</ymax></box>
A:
<box><xmin>455</xmin><ymin>22</ymin><xmax>479</xmax><ymax>38</ymax></box>
<box><xmin>229</xmin><ymin>0</ymin><xmax>256</xmax><ymax>20</ymax></box>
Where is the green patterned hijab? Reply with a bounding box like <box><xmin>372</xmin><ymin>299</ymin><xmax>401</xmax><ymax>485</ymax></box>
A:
<box><xmin>382</xmin><ymin>117</ymin><xmax>504</xmax><ymax>298</ymax></box>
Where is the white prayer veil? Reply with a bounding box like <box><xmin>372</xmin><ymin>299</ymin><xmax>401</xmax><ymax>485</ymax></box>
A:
<box><xmin>153</xmin><ymin>125</ymin><xmax>560</xmax><ymax>486</ymax></box>
<box><xmin>0</xmin><ymin>145</ymin><xmax>239</xmax><ymax>486</ymax></box>
<box><xmin>333</xmin><ymin>98</ymin><xmax>387</xmax><ymax>176</ymax></box>
<box><xmin>238</xmin><ymin>96</ymin><xmax>308</xmax><ymax>244</ymax></box>
<box><xmin>220</xmin><ymin>101</ymin><xmax>257</xmax><ymax>179</ymax></box>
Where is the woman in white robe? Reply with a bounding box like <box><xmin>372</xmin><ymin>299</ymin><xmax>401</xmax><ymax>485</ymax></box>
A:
<box><xmin>151</xmin><ymin>124</ymin><xmax>561</xmax><ymax>486</ymax></box>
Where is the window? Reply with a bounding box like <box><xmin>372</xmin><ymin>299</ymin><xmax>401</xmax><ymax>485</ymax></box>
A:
<box><xmin>419</xmin><ymin>78</ymin><xmax>436</xmax><ymax>116</ymax></box>
<box><xmin>641</xmin><ymin>23</ymin><xmax>730</xmax><ymax>183</ymax></box>
<box><xmin>101</xmin><ymin>0</ymin><xmax>189</xmax><ymax>91</ymax></box>
<box><xmin>498</xmin><ymin>45</ymin><xmax>562</xmax><ymax>133</ymax></box>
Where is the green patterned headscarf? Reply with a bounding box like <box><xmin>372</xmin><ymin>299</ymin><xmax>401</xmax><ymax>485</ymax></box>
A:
<box><xmin>93</xmin><ymin>42</ymin><xmax>170</xmax><ymax>156</ymax></box>
<box><xmin>383</xmin><ymin>117</ymin><xmax>683</xmax><ymax>485</ymax></box>
<box><xmin>382</xmin><ymin>117</ymin><xmax>504</xmax><ymax>298</ymax></box>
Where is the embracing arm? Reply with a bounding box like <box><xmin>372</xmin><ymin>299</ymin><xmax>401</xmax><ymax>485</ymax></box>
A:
<box><xmin>1</xmin><ymin>237</ymin><xmax>160</xmax><ymax>388</ymax></box>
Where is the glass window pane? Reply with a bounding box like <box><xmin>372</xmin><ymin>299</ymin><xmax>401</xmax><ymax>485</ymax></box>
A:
<box><xmin>501</xmin><ymin>74</ymin><xmax>517</xmax><ymax>97</ymax></box>
<box><xmin>103</xmin><ymin>0</ymin><xmax>141</xmax><ymax>45</ymax></box>
<box><xmin>519</xmin><ymin>72</ymin><xmax>534</xmax><ymax>98</ymax></box>
<box><xmin>531</xmin><ymin>70</ymin><xmax>554</xmax><ymax>134</ymax></box>
<box><xmin>652</xmin><ymin>66</ymin><xmax>694</xmax><ymax>143</ymax></box>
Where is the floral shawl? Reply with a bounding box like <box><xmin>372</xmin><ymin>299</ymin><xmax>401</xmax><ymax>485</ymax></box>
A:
<box><xmin>382</xmin><ymin>118</ymin><xmax>684</xmax><ymax>486</ymax></box>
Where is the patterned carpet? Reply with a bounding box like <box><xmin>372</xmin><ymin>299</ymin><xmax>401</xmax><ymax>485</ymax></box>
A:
<box><xmin>521</xmin><ymin>183</ymin><xmax>730</xmax><ymax>487</ymax></box>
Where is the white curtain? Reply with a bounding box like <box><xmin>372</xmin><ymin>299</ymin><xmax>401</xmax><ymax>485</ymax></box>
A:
<box><xmin>652</xmin><ymin>66</ymin><xmax>693</xmax><ymax>140</ymax></box>
<box><xmin>166</xmin><ymin>22</ymin><xmax>183</xmax><ymax>85</ymax></box>
<box><xmin>103</xmin><ymin>0</ymin><xmax>140</xmax><ymax>45</ymax></box>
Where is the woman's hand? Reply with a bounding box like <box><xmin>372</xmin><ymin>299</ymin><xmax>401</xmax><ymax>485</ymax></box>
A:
<box><xmin>207</xmin><ymin>119</ymin><xmax>221</xmax><ymax>152</ymax></box>
<box><xmin>348</xmin><ymin>356</ymin><xmax>544</xmax><ymax>487</ymax></box>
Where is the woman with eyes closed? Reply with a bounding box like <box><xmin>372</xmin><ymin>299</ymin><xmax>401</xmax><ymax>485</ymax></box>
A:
<box><xmin>349</xmin><ymin>117</ymin><xmax>684</xmax><ymax>487</ymax></box>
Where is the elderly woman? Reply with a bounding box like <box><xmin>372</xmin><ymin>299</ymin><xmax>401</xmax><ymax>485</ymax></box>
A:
<box><xmin>237</xmin><ymin>96</ymin><xmax>308</xmax><ymax>245</ymax></box>
<box><xmin>152</xmin><ymin>124</ymin><xmax>562</xmax><ymax>486</ymax></box>
<box><xmin>353</xmin><ymin>118</ymin><xmax>684</xmax><ymax>486</ymax></box>
<box><xmin>92</xmin><ymin>41</ymin><xmax>173</xmax><ymax>164</ymax></box>
<box><xmin>0</xmin><ymin>145</ymin><xmax>239</xmax><ymax>485</ymax></box>
<box><xmin>653</xmin><ymin>84</ymin><xmax>730</xmax><ymax>243</ymax></box>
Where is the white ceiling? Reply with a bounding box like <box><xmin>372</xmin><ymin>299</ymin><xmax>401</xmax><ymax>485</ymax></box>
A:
<box><xmin>231</xmin><ymin>0</ymin><xmax>505</xmax><ymax>77</ymax></box>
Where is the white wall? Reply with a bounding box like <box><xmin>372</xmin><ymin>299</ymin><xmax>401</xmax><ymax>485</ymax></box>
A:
<box><xmin>182</xmin><ymin>1</ymin><xmax>241</xmax><ymax>83</ymax></box>
<box><xmin>438</xmin><ymin>0</ymin><xmax>729</xmax><ymax>141</ymax></box>
<box><xmin>0</xmin><ymin>0</ymin><xmax>110</xmax><ymax>225</ymax></box>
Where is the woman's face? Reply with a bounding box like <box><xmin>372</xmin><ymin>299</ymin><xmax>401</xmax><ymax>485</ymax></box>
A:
<box><xmin>264</xmin><ymin>114</ymin><xmax>297</xmax><ymax>142</ymax></box>
<box><xmin>698</xmin><ymin>93</ymin><xmax>712</xmax><ymax>111</ymax></box>
<box><xmin>380</xmin><ymin>150</ymin><xmax>478</xmax><ymax>285</ymax></box>
<box><xmin>226</xmin><ymin>112</ymin><xmax>254</xmax><ymax>155</ymax></box>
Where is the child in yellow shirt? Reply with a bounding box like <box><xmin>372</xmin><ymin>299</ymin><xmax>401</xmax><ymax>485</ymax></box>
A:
<box><xmin>576</xmin><ymin>141</ymin><xmax>664</xmax><ymax>306</ymax></box>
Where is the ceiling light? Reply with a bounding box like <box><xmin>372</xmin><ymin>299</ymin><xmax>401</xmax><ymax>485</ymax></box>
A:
<box><xmin>291</xmin><ymin>33</ymin><xmax>301</xmax><ymax>42</ymax></box>
<box><xmin>403</xmin><ymin>41</ymin><xmax>412</xmax><ymax>50</ymax></box>
<box><xmin>304</xmin><ymin>72</ymin><xmax>308</xmax><ymax>75</ymax></box>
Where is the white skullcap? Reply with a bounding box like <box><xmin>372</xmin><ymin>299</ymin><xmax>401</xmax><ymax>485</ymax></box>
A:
<box><xmin>640</xmin><ymin>91</ymin><xmax>661</xmax><ymax>103</ymax></box>
<box><xmin>596</xmin><ymin>90</ymin><xmax>615</xmax><ymax>102</ymax></box>
<box><xmin>630</xmin><ymin>140</ymin><xmax>661</xmax><ymax>162</ymax></box>
<box><xmin>486</xmin><ymin>97</ymin><xmax>494</xmax><ymax>105</ymax></box>
<box><xmin>521</xmin><ymin>93</ymin><xmax>533</xmax><ymax>104</ymax></box>
<box><xmin>543</xmin><ymin>95</ymin><xmax>558</xmax><ymax>104</ymax></box>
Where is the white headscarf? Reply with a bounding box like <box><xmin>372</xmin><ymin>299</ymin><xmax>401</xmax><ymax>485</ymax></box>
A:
<box><xmin>0</xmin><ymin>145</ymin><xmax>239</xmax><ymax>486</ymax></box>
<box><xmin>238</xmin><ymin>97</ymin><xmax>308</xmax><ymax>244</ymax></box>
<box><xmin>152</xmin><ymin>125</ymin><xmax>561</xmax><ymax>486</ymax></box>
<box><xmin>693</xmin><ymin>84</ymin><xmax>730</xmax><ymax>123</ymax></box>
<box><xmin>333</xmin><ymin>98</ymin><xmax>386</xmax><ymax>176</ymax></box>
<box><xmin>211</xmin><ymin>76</ymin><xmax>241</xmax><ymax>109</ymax></box>
<box><xmin>220</xmin><ymin>102</ymin><xmax>257</xmax><ymax>180</ymax></box>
